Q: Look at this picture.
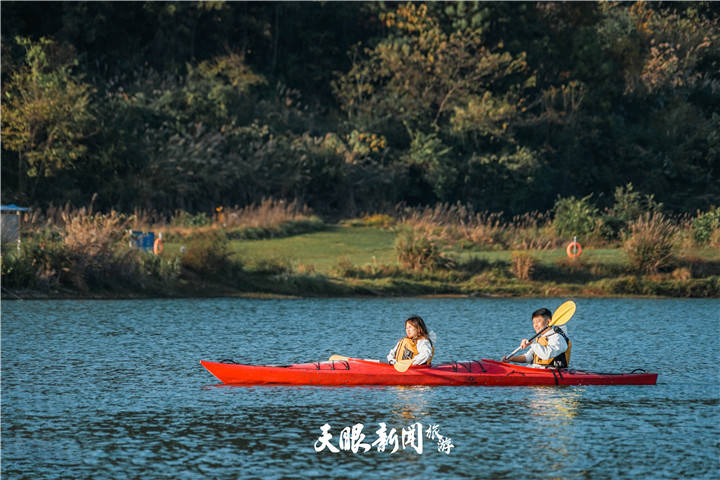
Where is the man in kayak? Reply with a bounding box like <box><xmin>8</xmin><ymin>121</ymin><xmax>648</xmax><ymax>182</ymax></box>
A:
<box><xmin>387</xmin><ymin>316</ymin><xmax>434</xmax><ymax>366</ymax></box>
<box><xmin>502</xmin><ymin>308</ymin><xmax>571</xmax><ymax>368</ymax></box>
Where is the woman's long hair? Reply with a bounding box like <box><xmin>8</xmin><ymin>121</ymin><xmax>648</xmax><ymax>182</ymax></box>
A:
<box><xmin>405</xmin><ymin>315</ymin><xmax>432</xmax><ymax>346</ymax></box>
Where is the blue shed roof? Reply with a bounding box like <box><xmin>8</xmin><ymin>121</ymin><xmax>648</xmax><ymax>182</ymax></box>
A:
<box><xmin>1</xmin><ymin>204</ymin><xmax>30</xmax><ymax>212</ymax></box>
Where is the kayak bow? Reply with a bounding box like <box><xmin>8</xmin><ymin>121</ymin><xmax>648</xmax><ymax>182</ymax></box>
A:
<box><xmin>200</xmin><ymin>358</ymin><xmax>657</xmax><ymax>386</ymax></box>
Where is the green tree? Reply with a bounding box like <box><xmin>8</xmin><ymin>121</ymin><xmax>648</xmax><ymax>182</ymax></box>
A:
<box><xmin>403</xmin><ymin>128</ymin><xmax>454</xmax><ymax>201</ymax></box>
<box><xmin>334</xmin><ymin>3</ymin><xmax>530</xmax><ymax>137</ymax></box>
<box><xmin>154</xmin><ymin>52</ymin><xmax>266</xmax><ymax>129</ymax></box>
<box><xmin>552</xmin><ymin>194</ymin><xmax>600</xmax><ymax>239</ymax></box>
<box><xmin>1</xmin><ymin>37</ymin><xmax>95</xmax><ymax>199</ymax></box>
<box><xmin>333</xmin><ymin>2</ymin><xmax>538</xmax><ymax>209</ymax></box>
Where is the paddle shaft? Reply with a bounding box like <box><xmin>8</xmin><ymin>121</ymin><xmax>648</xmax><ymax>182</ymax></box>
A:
<box><xmin>503</xmin><ymin>325</ymin><xmax>551</xmax><ymax>359</ymax></box>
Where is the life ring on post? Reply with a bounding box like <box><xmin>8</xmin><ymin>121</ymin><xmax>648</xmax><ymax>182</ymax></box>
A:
<box><xmin>153</xmin><ymin>235</ymin><xmax>164</xmax><ymax>255</ymax></box>
<box><xmin>566</xmin><ymin>240</ymin><xmax>582</xmax><ymax>258</ymax></box>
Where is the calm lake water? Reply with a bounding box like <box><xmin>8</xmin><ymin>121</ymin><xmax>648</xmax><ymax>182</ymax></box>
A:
<box><xmin>2</xmin><ymin>297</ymin><xmax>718</xmax><ymax>479</ymax></box>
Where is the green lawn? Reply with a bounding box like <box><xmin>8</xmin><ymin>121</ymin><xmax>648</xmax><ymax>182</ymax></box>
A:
<box><xmin>154</xmin><ymin>225</ymin><xmax>720</xmax><ymax>298</ymax></box>
<box><xmin>163</xmin><ymin>224</ymin><xmax>720</xmax><ymax>275</ymax></box>
<box><xmin>229</xmin><ymin>226</ymin><xmax>397</xmax><ymax>272</ymax></box>
<box><xmin>226</xmin><ymin>225</ymin><xmax>720</xmax><ymax>272</ymax></box>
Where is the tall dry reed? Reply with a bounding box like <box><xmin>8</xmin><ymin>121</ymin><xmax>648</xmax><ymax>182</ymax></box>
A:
<box><xmin>624</xmin><ymin>213</ymin><xmax>678</xmax><ymax>274</ymax></box>
<box><xmin>59</xmin><ymin>207</ymin><xmax>135</xmax><ymax>290</ymax></box>
<box><xmin>61</xmin><ymin>209</ymin><xmax>130</xmax><ymax>253</ymax></box>
<box><xmin>398</xmin><ymin>203</ymin><xmax>505</xmax><ymax>248</ymax></box>
<box><xmin>223</xmin><ymin>198</ymin><xmax>314</xmax><ymax>228</ymax></box>
<box><xmin>394</xmin><ymin>228</ymin><xmax>444</xmax><ymax>271</ymax></box>
<box><xmin>396</xmin><ymin>204</ymin><xmax>559</xmax><ymax>250</ymax></box>
<box><xmin>162</xmin><ymin>198</ymin><xmax>317</xmax><ymax>237</ymax></box>
<box><xmin>510</xmin><ymin>251</ymin><xmax>536</xmax><ymax>280</ymax></box>
<box><xmin>505</xmin><ymin>212</ymin><xmax>559</xmax><ymax>250</ymax></box>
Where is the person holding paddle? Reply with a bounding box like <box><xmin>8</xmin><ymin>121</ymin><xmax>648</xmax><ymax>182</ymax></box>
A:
<box><xmin>387</xmin><ymin>316</ymin><xmax>434</xmax><ymax>367</ymax></box>
<box><xmin>503</xmin><ymin>307</ymin><xmax>572</xmax><ymax>368</ymax></box>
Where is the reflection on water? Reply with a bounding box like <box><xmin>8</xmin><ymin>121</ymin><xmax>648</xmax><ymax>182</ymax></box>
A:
<box><xmin>2</xmin><ymin>297</ymin><xmax>719</xmax><ymax>479</ymax></box>
<box><xmin>524</xmin><ymin>388</ymin><xmax>583</xmax><ymax>476</ymax></box>
<box><xmin>390</xmin><ymin>386</ymin><xmax>432</xmax><ymax>421</ymax></box>
<box><xmin>527</xmin><ymin>387</ymin><xmax>582</xmax><ymax>422</ymax></box>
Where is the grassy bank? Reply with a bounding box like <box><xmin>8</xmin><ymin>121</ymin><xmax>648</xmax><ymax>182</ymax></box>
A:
<box><xmin>3</xmin><ymin>224</ymin><xmax>719</xmax><ymax>299</ymax></box>
<box><xmin>224</xmin><ymin>226</ymin><xmax>719</xmax><ymax>297</ymax></box>
<box><xmin>2</xmin><ymin>202</ymin><xmax>719</xmax><ymax>299</ymax></box>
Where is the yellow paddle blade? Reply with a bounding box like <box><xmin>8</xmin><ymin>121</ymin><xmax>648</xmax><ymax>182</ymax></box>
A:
<box><xmin>394</xmin><ymin>359</ymin><xmax>413</xmax><ymax>372</ymax></box>
<box><xmin>550</xmin><ymin>300</ymin><xmax>576</xmax><ymax>327</ymax></box>
<box><xmin>329</xmin><ymin>354</ymin><xmax>350</xmax><ymax>361</ymax></box>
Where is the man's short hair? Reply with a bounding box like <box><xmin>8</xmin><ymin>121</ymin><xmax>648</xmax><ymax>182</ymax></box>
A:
<box><xmin>532</xmin><ymin>308</ymin><xmax>552</xmax><ymax>320</ymax></box>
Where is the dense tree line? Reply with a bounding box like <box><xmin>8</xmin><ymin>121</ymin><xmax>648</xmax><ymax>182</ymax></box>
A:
<box><xmin>2</xmin><ymin>1</ymin><xmax>718</xmax><ymax>216</ymax></box>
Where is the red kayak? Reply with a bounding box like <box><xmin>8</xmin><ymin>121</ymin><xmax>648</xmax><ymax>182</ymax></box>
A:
<box><xmin>201</xmin><ymin>358</ymin><xmax>658</xmax><ymax>386</ymax></box>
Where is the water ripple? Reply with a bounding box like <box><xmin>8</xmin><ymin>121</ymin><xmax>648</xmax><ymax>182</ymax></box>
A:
<box><xmin>2</xmin><ymin>298</ymin><xmax>719</xmax><ymax>478</ymax></box>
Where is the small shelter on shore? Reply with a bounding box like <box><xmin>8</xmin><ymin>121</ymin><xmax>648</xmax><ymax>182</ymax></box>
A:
<box><xmin>1</xmin><ymin>204</ymin><xmax>30</xmax><ymax>250</ymax></box>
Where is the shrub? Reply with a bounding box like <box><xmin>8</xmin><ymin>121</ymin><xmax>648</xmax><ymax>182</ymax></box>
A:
<box><xmin>1</xmin><ymin>251</ymin><xmax>38</xmax><ymax>288</ymax></box>
<box><xmin>394</xmin><ymin>227</ymin><xmax>444</xmax><ymax>271</ymax></box>
<box><xmin>510</xmin><ymin>252</ymin><xmax>535</xmax><ymax>281</ymax></box>
<box><xmin>624</xmin><ymin>213</ymin><xmax>678</xmax><ymax>274</ymax></box>
<box><xmin>60</xmin><ymin>209</ymin><xmax>133</xmax><ymax>290</ymax></box>
<box><xmin>16</xmin><ymin>231</ymin><xmax>72</xmax><ymax>288</ymax></box>
<box><xmin>180</xmin><ymin>231</ymin><xmax>232</xmax><ymax>276</ymax></box>
<box><xmin>612</xmin><ymin>183</ymin><xmax>663</xmax><ymax>223</ymax></box>
<box><xmin>692</xmin><ymin>207</ymin><xmax>720</xmax><ymax>246</ymax></box>
<box><xmin>141</xmin><ymin>253</ymin><xmax>181</xmax><ymax>284</ymax></box>
<box><xmin>599</xmin><ymin>184</ymin><xmax>664</xmax><ymax>241</ymax></box>
<box><xmin>171</xmin><ymin>210</ymin><xmax>211</xmax><ymax>227</ymax></box>
<box><xmin>597</xmin><ymin>214</ymin><xmax>626</xmax><ymax>242</ymax></box>
<box><xmin>552</xmin><ymin>194</ymin><xmax>600</xmax><ymax>239</ymax></box>
<box><xmin>332</xmin><ymin>257</ymin><xmax>356</xmax><ymax>277</ymax></box>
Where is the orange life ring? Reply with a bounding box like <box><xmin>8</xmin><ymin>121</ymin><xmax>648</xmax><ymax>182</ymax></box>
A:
<box><xmin>566</xmin><ymin>241</ymin><xmax>582</xmax><ymax>258</ymax></box>
<box><xmin>153</xmin><ymin>237</ymin><xmax>164</xmax><ymax>255</ymax></box>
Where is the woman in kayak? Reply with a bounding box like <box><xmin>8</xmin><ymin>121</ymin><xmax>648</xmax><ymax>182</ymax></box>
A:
<box><xmin>503</xmin><ymin>308</ymin><xmax>571</xmax><ymax>368</ymax></box>
<box><xmin>387</xmin><ymin>315</ymin><xmax>434</xmax><ymax>365</ymax></box>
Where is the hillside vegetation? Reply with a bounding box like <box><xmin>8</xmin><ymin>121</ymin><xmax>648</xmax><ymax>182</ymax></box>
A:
<box><xmin>2</xmin><ymin>2</ymin><xmax>718</xmax><ymax>216</ymax></box>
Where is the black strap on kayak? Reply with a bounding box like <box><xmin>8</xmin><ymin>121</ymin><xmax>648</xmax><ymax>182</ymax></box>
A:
<box><xmin>631</xmin><ymin>368</ymin><xmax>647</xmax><ymax>374</ymax></box>
<box><xmin>447</xmin><ymin>361</ymin><xmax>485</xmax><ymax>373</ymax></box>
<box><xmin>550</xmin><ymin>369</ymin><xmax>559</xmax><ymax>386</ymax></box>
<box><xmin>330</xmin><ymin>360</ymin><xmax>349</xmax><ymax>370</ymax></box>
